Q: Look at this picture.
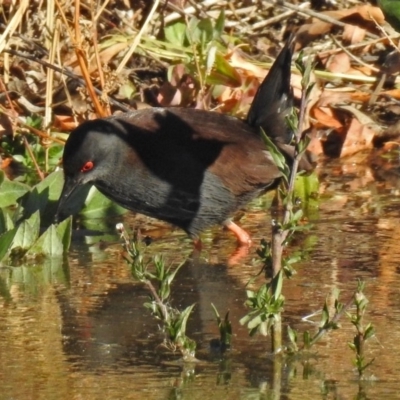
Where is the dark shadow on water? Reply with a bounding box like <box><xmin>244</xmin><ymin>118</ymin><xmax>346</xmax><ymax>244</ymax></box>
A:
<box><xmin>56</xmin><ymin>257</ymin><xmax>206</xmax><ymax>366</ymax></box>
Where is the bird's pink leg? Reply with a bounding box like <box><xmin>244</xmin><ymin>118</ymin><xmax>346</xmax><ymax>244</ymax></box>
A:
<box><xmin>224</xmin><ymin>220</ymin><xmax>252</xmax><ymax>246</ymax></box>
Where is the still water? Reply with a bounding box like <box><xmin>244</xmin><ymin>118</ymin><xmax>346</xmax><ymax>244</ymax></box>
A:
<box><xmin>2</xmin><ymin>155</ymin><xmax>400</xmax><ymax>399</ymax></box>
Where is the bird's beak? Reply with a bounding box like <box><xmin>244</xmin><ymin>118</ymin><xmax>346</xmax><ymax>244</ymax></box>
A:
<box><xmin>55</xmin><ymin>175</ymin><xmax>81</xmax><ymax>223</ymax></box>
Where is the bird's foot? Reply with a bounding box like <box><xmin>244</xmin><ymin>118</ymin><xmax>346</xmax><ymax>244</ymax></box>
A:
<box><xmin>224</xmin><ymin>220</ymin><xmax>252</xmax><ymax>246</ymax></box>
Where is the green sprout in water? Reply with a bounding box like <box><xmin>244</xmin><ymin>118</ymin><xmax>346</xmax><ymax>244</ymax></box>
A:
<box><xmin>347</xmin><ymin>280</ymin><xmax>375</xmax><ymax>379</ymax></box>
<box><xmin>211</xmin><ymin>303</ymin><xmax>232</xmax><ymax>352</ymax></box>
<box><xmin>117</xmin><ymin>223</ymin><xmax>197</xmax><ymax>362</ymax></box>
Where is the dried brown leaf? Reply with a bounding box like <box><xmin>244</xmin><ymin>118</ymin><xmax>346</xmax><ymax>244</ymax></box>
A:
<box><xmin>296</xmin><ymin>5</ymin><xmax>384</xmax><ymax>49</ymax></box>
<box><xmin>342</xmin><ymin>24</ymin><xmax>366</xmax><ymax>44</ymax></box>
<box><xmin>312</xmin><ymin>106</ymin><xmax>343</xmax><ymax>129</ymax></box>
<box><xmin>340</xmin><ymin>117</ymin><xmax>376</xmax><ymax>157</ymax></box>
<box><xmin>326</xmin><ymin>52</ymin><xmax>351</xmax><ymax>74</ymax></box>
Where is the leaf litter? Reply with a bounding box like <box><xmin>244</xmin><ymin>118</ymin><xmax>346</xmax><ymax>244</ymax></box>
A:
<box><xmin>0</xmin><ymin>0</ymin><xmax>400</xmax><ymax>186</ymax></box>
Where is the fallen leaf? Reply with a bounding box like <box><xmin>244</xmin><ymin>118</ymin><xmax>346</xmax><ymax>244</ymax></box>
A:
<box><xmin>296</xmin><ymin>5</ymin><xmax>384</xmax><ymax>49</ymax></box>
<box><xmin>311</xmin><ymin>106</ymin><xmax>343</xmax><ymax>129</ymax></box>
<box><xmin>326</xmin><ymin>52</ymin><xmax>351</xmax><ymax>73</ymax></box>
<box><xmin>343</xmin><ymin>24</ymin><xmax>366</xmax><ymax>44</ymax></box>
<box><xmin>340</xmin><ymin>117</ymin><xmax>376</xmax><ymax>157</ymax></box>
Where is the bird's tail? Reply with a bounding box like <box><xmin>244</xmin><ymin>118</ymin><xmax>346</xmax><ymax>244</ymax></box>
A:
<box><xmin>247</xmin><ymin>35</ymin><xmax>315</xmax><ymax>172</ymax></box>
<box><xmin>247</xmin><ymin>35</ymin><xmax>295</xmax><ymax>145</ymax></box>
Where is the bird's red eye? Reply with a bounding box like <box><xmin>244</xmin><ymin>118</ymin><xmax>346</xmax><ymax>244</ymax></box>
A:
<box><xmin>81</xmin><ymin>161</ymin><xmax>94</xmax><ymax>172</ymax></box>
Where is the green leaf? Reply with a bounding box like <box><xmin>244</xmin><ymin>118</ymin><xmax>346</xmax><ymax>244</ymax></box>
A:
<box><xmin>143</xmin><ymin>301</ymin><xmax>157</xmax><ymax>314</ymax></box>
<box><xmin>357</xmin><ymin>279</ymin><xmax>366</xmax><ymax>292</ymax></box>
<box><xmin>22</xmin><ymin>170</ymin><xmax>66</xmax><ymax>224</ymax></box>
<box><xmin>187</xmin><ymin>17</ymin><xmax>200</xmax><ymax>44</ymax></box>
<box><xmin>299</xmin><ymin>53</ymin><xmax>314</xmax><ymax>90</ymax></box>
<box><xmin>288</xmin><ymin>325</ymin><xmax>297</xmax><ymax>345</ymax></box>
<box><xmin>118</xmin><ymin>81</ymin><xmax>136</xmax><ymax>100</ymax></box>
<box><xmin>47</xmin><ymin>144</ymin><xmax>64</xmax><ymax>169</ymax></box>
<box><xmin>320</xmin><ymin>302</ymin><xmax>329</xmax><ymax>328</ymax></box>
<box><xmin>159</xmin><ymin>279</ymin><xmax>171</xmax><ymax>301</ymax></box>
<box><xmin>164</xmin><ymin>21</ymin><xmax>187</xmax><ymax>46</ymax></box>
<box><xmin>306</xmin><ymin>82</ymin><xmax>316</xmax><ymax>99</ymax></box>
<box><xmin>303</xmin><ymin>330</ymin><xmax>311</xmax><ymax>348</ymax></box>
<box><xmin>207</xmin><ymin>52</ymin><xmax>242</xmax><ymax>86</ymax></box>
<box><xmin>378</xmin><ymin>0</ymin><xmax>400</xmax><ymax>32</ymax></box>
<box><xmin>174</xmin><ymin>303</ymin><xmax>196</xmax><ymax>340</ymax></box>
<box><xmin>0</xmin><ymin>227</ymin><xmax>17</xmax><ymax>262</ymax></box>
<box><xmin>260</xmin><ymin>130</ymin><xmax>290</xmax><ymax>180</ymax></box>
<box><xmin>12</xmin><ymin>155</ymin><xmax>27</xmax><ymax>165</ymax></box>
<box><xmin>364</xmin><ymin>324</ymin><xmax>375</xmax><ymax>341</ymax></box>
<box><xmin>0</xmin><ymin>171</ymin><xmax>30</xmax><ymax>208</ymax></box>
<box><xmin>246</xmin><ymin>289</ymin><xmax>255</xmax><ymax>298</ymax></box>
<box><xmin>34</xmin><ymin>170</ymin><xmax>65</xmax><ymax>201</ymax></box>
<box><xmin>197</xmin><ymin>18</ymin><xmax>214</xmax><ymax>47</ymax></box>
<box><xmin>247</xmin><ymin>314</ymin><xmax>263</xmax><ymax>330</ymax></box>
<box><xmin>292</xmin><ymin>209</ymin><xmax>303</xmax><ymax>223</ymax></box>
<box><xmin>295</xmin><ymin>51</ymin><xmax>305</xmax><ymax>75</ymax></box>
<box><xmin>214</xmin><ymin>9</ymin><xmax>225</xmax><ymax>39</ymax></box>
<box><xmin>259</xmin><ymin>320</ymin><xmax>269</xmax><ymax>336</ymax></box>
<box><xmin>26</xmin><ymin>224</ymin><xmax>63</xmax><ymax>257</ymax></box>
<box><xmin>211</xmin><ymin>302</ymin><xmax>221</xmax><ymax>322</ymax></box>
<box><xmin>11</xmin><ymin>210</ymin><xmax>40</xmax><ymax>251</ymax></box>
<box><xmin>0</xmin><ymin>208</ymin><xmax>14</xmax><ymax>234</ymax></box>
<box><xmin>224</xmin><ymin>310</ymin><xmax>232</xmax><ymax>330</ymax></box>
<box><xmin>165</xmin><ymin>261</ymin><xmax>184</xmax><ymax>285</ymax></box>
<box><xmin>56</xmin><ymin>216</ymin><xmax>72</xmax><ymax>252</ymax></box>
<box><xmin>80</xmin><ymin>187</ymin><xmax>126</xmax><ymax>219</ymax></box>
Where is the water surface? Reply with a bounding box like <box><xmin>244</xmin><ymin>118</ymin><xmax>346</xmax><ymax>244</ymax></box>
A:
<box><xmin>2</xmin><ymin>156</ymin><xmax>400</xmax><ymax>399</ymax></box>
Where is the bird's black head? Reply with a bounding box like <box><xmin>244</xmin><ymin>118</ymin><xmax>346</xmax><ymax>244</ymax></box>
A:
<box><xmin>56</xmin><ymin>119</ymin><xmax>124</xmax><ymax>220</ymax></box>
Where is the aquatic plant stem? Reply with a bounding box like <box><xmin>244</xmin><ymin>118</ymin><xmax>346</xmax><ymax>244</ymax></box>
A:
<box><xmin>270</xmin><ymin>53</ymin><xmax>312</xmax><ymax>353</ymax></box>
<box><xmin>143</xmin><ymin>278</ymin><xmax>170</xmax><ymax>322</ymax></box>
<box><xmin>118</xmin><ymin>226</ymin><xmax>169</xmax><ymax>322</ymax></box>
